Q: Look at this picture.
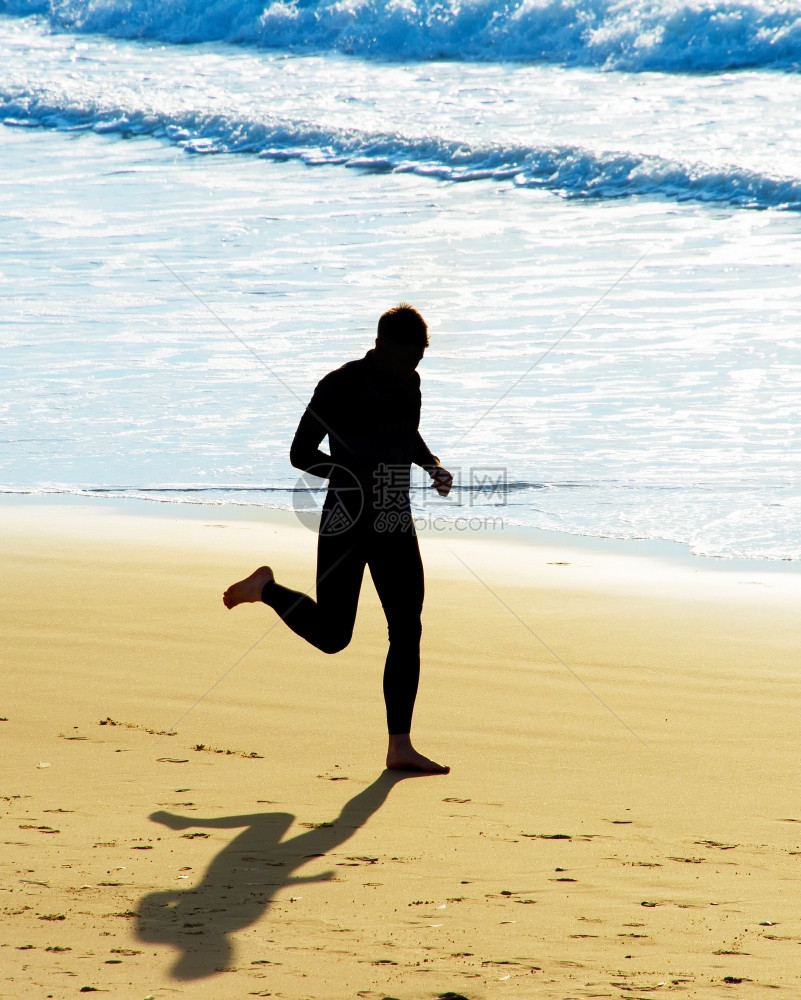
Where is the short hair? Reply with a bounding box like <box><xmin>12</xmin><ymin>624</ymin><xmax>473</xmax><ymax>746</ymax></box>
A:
<box><xmin>377</xmin><ymin>303</ymin><xmax>429</xmax><ymax>348</ymax></box>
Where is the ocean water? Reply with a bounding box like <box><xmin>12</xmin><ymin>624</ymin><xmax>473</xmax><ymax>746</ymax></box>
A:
<box><xmin>2</xmin><ymin>1</ymin><xmax>800</xmax><ymax>561</ymax></box>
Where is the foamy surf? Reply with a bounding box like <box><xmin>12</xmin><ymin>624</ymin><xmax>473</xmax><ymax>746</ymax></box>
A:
<box><xmin>4</xmin><ymin>0</ymin><xmax>801</xmax><ymax>72</ymax></box>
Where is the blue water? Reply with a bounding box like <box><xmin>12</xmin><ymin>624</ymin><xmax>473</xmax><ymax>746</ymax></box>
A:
<box><xmin>2</xmin><ymin>2</ymin><xmax>800</xmax><ymax>560</ymax></box>
<box><xmin>5</xmin><ymin>0</ymin><xmax>801</xmax><ymax>72</ymax></box>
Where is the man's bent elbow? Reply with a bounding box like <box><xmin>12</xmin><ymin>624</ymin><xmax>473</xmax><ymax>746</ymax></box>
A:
<box><xmin>289</xmin><ymin>444</ymin><xmax>306</xmax><ymax>472</ymax></box>
<box><xmin>289</xmin><ymin>442</ymin><xmax>319</xmax><ymax>473</ymax></box>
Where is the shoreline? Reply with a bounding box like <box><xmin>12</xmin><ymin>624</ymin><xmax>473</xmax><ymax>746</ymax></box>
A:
<box><xmin>3</xmin><ymin>490</ymin><xmax>799</xmax><ymax>578</ymax></box>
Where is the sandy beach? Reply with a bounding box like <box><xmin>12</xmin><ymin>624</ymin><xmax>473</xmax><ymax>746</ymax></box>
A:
<box><xmin>3</xmin><ymin>499</ymin><xmax>801</xmax><ymax>999</ymax></box>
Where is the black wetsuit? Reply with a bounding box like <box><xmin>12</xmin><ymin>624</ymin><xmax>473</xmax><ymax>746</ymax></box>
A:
<box><xmin>261</xmin><ymin>349</ymin><xmax>439</xmax><ymax>735</ymax></box>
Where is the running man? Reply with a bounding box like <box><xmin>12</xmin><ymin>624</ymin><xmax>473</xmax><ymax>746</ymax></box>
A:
<box><xmin>224</xmin><ymin>304</ymin><xmax>452</xmax><ymax>774</ymax></box>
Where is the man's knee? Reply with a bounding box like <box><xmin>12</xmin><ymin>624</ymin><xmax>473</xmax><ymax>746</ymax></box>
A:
<box><xmin>316</xmin><ymin>629</ymin><xmax>353</xmax><ymax>655</ymax></box>
<box><xmin>386</xmin><ymin>614</ymin><xmax>422</xmax><ymax>646</ymax></box>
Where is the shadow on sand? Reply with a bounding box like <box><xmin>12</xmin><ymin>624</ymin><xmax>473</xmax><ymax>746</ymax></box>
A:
<box><xmin>135</xmin><ymin>769</ymin><xmax>420</xmax><ymax>979</ymax></box>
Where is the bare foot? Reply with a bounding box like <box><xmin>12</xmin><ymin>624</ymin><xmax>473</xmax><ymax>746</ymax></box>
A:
<box><xmin>386</xmin><ymin>734</ymin><xmax>450</xmax><ymax>774</ymax></box>
<box><xmin>223</xmin><ymin>565</ymin><xmax>274</xmax><ymax>609</ymax></box>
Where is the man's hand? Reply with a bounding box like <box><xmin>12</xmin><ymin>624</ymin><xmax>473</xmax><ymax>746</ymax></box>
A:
<box><xmin>429</xmin><ymin>466</ymin><xmax>453</xmax><ymax>497</ymax></box>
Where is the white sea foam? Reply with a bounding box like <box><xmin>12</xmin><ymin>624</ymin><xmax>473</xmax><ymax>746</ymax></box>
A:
<box><xmin>4</xmin><ymin>0</ymin><xmax>801</xmax><ymax>72</ymax></box>
<box><xmin>2</xmin><ymin>18</ymin><xmax>801</xmax><ymax>211</ymax></box>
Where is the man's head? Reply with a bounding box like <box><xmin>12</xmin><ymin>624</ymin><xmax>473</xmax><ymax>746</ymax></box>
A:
<box><xmin>374</xmin><ymin>303</ymin><xmax>428</xmax><ymax>375</ymax></box>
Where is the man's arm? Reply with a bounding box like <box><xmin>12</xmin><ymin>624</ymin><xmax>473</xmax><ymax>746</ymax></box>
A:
<box><xmin>289</xmin><ymin>380</ymin><xmax>338</xmax><ymax>480</ymax></box>
<box><xmin>413</xmin><ymin>431</ymin><xmax>453</xmax><ymax>497</ymax></box>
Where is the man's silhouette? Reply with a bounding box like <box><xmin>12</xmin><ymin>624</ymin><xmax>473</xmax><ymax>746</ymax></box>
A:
<box><xmin>224</xmin><ymin>304</ymin><xmax>452</xmax><ymax>772</ymax></box>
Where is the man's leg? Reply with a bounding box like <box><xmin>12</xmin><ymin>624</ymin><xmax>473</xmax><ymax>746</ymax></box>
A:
<box><xmin>224</xmin><ymin>529</ymin><xmax>366</xmax><ymax>655</ymax></box>
<box><xmin>262</xmin><ymin>531</ymin><xmax>365</xmax><ymax>654</ymax></box>
<box><xmin>368</xmin><ymin>525</ymin><xmax>449</xmax><ymax>774</ymax></box>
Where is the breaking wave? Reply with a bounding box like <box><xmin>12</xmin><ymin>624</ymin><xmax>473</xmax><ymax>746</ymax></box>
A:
<box><xmin>3</xmin><ymin>88</ymin><xmax>801</xmax><ymax>210</ymax></box>
<box><xmin>2</xmin><ymin>0</ymin><xmax>801</xmax><ymax>72</ymax></box>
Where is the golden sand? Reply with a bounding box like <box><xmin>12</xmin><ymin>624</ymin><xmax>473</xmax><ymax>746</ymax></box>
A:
<box><xmin>3</xmin><ymin>501</ymin><xmax>801</xmax><ymax>999</ymax></box>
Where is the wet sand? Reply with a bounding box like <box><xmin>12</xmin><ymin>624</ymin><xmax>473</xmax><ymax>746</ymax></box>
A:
<box><xmin>3</xmin><ymin>500</ymin><xmax>801</xmax><ymax>999</ymax></box>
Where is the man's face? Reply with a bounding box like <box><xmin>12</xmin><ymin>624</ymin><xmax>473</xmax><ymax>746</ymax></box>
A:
<box><xmin>374</xmin><ymin>336</ymin><xmax>425</xmax><ymax>376</ymax></box>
